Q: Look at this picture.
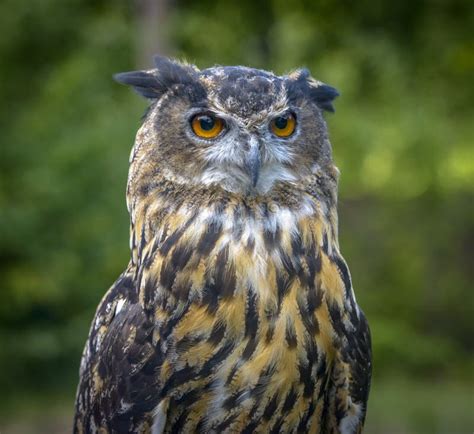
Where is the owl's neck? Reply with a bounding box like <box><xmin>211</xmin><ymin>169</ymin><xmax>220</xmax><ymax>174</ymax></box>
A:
<box><xmin>128</xmin><ymin>169</ymin><xmax>339</xmax><ymax>261</ymax></box>
<box><xmin>125</xmin><ymin>170</ymin><xmax>349</xmax><ymax>312</ymax></box>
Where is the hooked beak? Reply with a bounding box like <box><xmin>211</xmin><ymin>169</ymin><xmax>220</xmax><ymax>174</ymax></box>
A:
<box><xmin>244</xmin><ymin>141</ymin><xmax>261</xmax><ymax>188</ymax></box>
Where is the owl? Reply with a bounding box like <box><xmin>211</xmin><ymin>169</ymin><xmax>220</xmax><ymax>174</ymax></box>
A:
<box><xmin>74</xmin><ymin>56</ymin><xmax>371</xmax><ymax>434</ymax></box>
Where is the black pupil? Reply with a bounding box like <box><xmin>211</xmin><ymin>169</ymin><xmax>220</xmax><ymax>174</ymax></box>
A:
<box><xmin>274</xmin><ymin>116</ymin><xmax>288</xmax><ymax>129</ymax></box>
<box><xmin>199</xmin><ymin>115</ymin><xmax>215</xmax><ymax>131</ymax></box>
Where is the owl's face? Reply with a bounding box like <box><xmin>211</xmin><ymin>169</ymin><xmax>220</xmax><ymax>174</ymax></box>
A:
<box><xmin>117</xmin><ymin>57</ymin><xmax>338</xmax><ymax>197</ymax></box>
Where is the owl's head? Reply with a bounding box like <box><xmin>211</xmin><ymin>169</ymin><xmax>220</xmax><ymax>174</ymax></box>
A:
<box><xmin>116</xmin><ymin>57</ymin><xmax>339</xmax><ymax>198</ymax></box>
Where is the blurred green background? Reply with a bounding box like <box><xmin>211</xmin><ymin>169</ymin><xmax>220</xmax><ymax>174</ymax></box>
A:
<box><xmin>0</xmin><ymin>0</ymin><xmax>473</xmax><ymax>433</ymax></box>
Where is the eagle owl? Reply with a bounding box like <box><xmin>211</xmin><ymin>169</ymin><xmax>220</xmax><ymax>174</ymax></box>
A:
<box><xmin>74</xmin><ymin>57</ymin><xmax>371</xmax><ymax>433</ymax></box>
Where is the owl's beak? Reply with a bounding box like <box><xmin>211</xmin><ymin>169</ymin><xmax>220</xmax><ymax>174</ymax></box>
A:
<box><xmin>244</xmin><ymin>140</ymin><xmax>261</xmax><ymax>188</ymax></box>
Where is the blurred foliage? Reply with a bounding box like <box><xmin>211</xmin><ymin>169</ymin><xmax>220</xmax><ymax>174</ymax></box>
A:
<box><xmin>0</xmin><ymin>0</ymin><xmax>473</xmax><ymax>429</ymax></box>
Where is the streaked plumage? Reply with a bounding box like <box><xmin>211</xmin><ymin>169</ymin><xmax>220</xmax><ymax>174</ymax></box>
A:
<box><xmin>74</xmin><ymin>57</ymin><xmax>371</xmax><ymax>433</ymax></box>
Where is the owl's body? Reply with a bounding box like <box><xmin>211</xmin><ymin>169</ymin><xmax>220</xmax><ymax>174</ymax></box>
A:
<box><xmin>74</xmin><ymin>58</ymin><xmax>371</xmax><ymax>433</ymax></box>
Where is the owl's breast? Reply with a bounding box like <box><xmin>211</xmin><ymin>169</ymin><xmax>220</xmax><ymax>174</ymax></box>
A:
<box><xmin>141</xmin><ymin>205</ymin><xmax>340</xmax><ymax>432</ymax></box>
<box><xmin>161</xmin><ymin>291</ymin><xmax>333</xmax><ymax>433</ymax></box>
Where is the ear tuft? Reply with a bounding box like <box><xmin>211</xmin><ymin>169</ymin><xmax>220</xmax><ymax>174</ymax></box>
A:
<box><xmin>287</xmin><ymin>68</ymin><xmax>339</xmax><ymax>113</ymax></box>
<box><xmin>113</xmin><ymin>71</ymin><xmax>164</xmax><ymax>99</ymax></box>
<box><xmin>153</xmin><ymin>56</ymin><xmax>198</xmax><ymax>86</ymax></box>
<box><xmin>307</xmin><ymin>83</ymin><xmax>340</xmax><ymax>113</ymax></box>
<box><xmin>114</xmin><ymin>56</ymin><xmax>199</xmax><ymax>100</ymax></box>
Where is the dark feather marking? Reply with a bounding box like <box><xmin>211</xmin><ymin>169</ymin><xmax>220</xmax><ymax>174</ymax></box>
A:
<box><xmin>196</xmin><ymin>418</ymin><xmax>205</xmax><ymax>433</ymax></box>
<box><xmin>348</xmin><ymin>310</ymin><xmax>372</xmax><ymax>405</ymax></box>
<box><xmin>159</xmin><ymin>261</ymin><xmax>176</xmax><ymax>291</ymax></box>
<box><xmin>276</xmin><ymin>271</ymin><xmax>294</xmax><ymax>310</ymax></box>
<box><xmin>208</xmin><ymin>321</ymin><xmax>226</xmax><ymax>345</ymax></box>
<box><xmin>297</xmin><ymin>401</ymin><xmax>316</xmax><ymax>433</ymax></box>
<box><xmin>140</xmin><ymin>349</ymin><xmax>163</xmax><ymax>376</ymax></box>
<box><xmin>250</xmin><ymin>363</ymin><xmax>276</xmax><ymax>400</ymax></box>
<box><xmin>335</xmin><ymin>394</ymin><xmax>346</xmax><ymax>424</ymax></box>
<box><xmin>320</xmin><ymin>389</ymin><xmax>331</xmax><ymax>431</ymax></box>
<box><xmin>245</xmin><ymin>290</ymin><xmax>258</xmax><ymax>337</ymax></box>
<box><xmin>173</xmin><ymin>280</ymin><xmax>191</xmax><ymax>302</ymax></box>
<box><xmin>142</xmin><ymin>236</ymin><xmax>160</xmax><ymax>269</ymax></box>
<box><xmin>170</xmin><ymin>407</ymin><xmax>189</xmax><ymax>434</ymax></box>
<box><xmin>222</xmin><ymin>393</ymin><xmax>238</xmax><ymax>411</ymax></box>
<box><xmin>297</xmin><ymin>296</ymin><xmax>320</xmax><ymax>335</ymax></box>
<box><xmin>202</xmin><ymin>256</ymin><xmax>222</xmax><ymax>313</ymax></box>
<box><xmin>242</xmin><ymin>420</ymin><xmax>259</xmax><ymax>434</ymax></box>
<box><xmin>316</xmin><ymin>359</ymin><xmax>328</xmax><ymax>400</ymax></box>
<box><xmin>161</xmin><ymin>364</ymin><xmax>197</xmax><ymax>397</ymax></box>
<box><xmin>159</xmin><ymin>302</ymin><xmax>191</xmax><ymax>339</ymax></box>
<box><xmin>285</xmin><ymin>320</ymin><xmax>298</xmax><ymax>348</ymax></box>
<box><xmin>265</xmin><ymin>322</ymin><xmax>275</xmax><ymax>343</ymax></box>
<box><xmin>139</xmin><ymin>222</ymin><xmax>147</xmax><ymax>257</ymax></box>
<box><xmin>199</xmin><ymin>340</ymin><xmax>234</xmax><ymax>377</ymax></box>
<box><xmin>165</xmin><ymin>244</ymin><xmax>194</xmax><ymax>300</ymax></box>
<box><xmin>139</xmin><ymin>180</ymin><xmax>161</xmax><ymax>197</ymax></box>
<box><xmin>109</xmin><ymin>413</ymin><xmax>134</xmax><ymax>433</ymax></box>
<box><xmin>282</xmin><ymin>387</ymin><xmax>298</xmax><ymax>414</ymax></box>
<box><xmin>202</xmin><ymin>282</ymin><xmax>219</xmax><ymax>315</ymax></box>
<box><xmin>299</xmin><ymin>337</ymin><xmax>318</xmax><ymax>398</ymax></box>
<box><xmin>322</xmin><ymin>231</ymin><xmax>329</xmax><ymax>254</ymax></box>
<box><xmin>263</xmin><ymin>224</ymin><xmax>281</xmax><ymax>250</ymax></box>
<box><xmin>98</xmin><ymin>358</ymin><xmax>107</xmax><ymax>378</ymax></box>
<box><xmin>223</xmin><ymin>389</ymin><xmax>249</xmax><ymax>411</ymax></box>
<box><xmin>298</xmin><ymin>361</ymin><xmax>315</xmax><ymax>399</ymax></box>
<box><xmin>242</xmin><ymin>201</ymin><xmax>255</xmax><ymax>220</ymax></box>
<box><xmin>159</xmin><ymin>222</ymin><xmax>170</xmax><ymax>244</ymax></box>
<box><xmin>196</xmin><ymin>220</ymin><xmax>222</xmax><ymax>255</ymax></box>
<box><xmin>171</xmin><ymin>243</ymin><xmax>194</xmax><ymax>271</ymax></box>
<box><xmin>241</xmin><ymin>336</ymin><xmax>258</xmax><ymax>360</ymax></box>
<box><xmin>126</xmin><ymin>340</ymin><xmax>153</xmax><ymax>366</ymax></box>
<box><xmin>247</xmin><ymin>399</ymin><xmax>260</xmax><ymax>420</ymax></box>
<box><xmin>263</xmin><ymin>393</ymin><xmax>279</xmax><ymax>420</ymax></box>
<box><xmin>214</xmin><ymin>246</ymin><xmax>236</xmax><ymax>299</ymax></box>
<box><xmin>159</xmin><ymin>216</ymin><xmax>196</xmax><ymax>256</ymax></box>
<box><xmin>270</xmin><ymin>417</ymin><xmax>284</xmax><ymax>434</ymax></box>
<box><xmin>305</xmin><ymin>333</ymin><xmax>319</xmax><ymax>366</ymax></box>
<box><xmin>116</xmin><ymin>273</ymin><xmax>138</xmax><ymax>303</ymax></box>
<box><xmin>306</xmin><ymin>252</ymin><xmax>322</xmax><ymax>288</ymax></box>
<box><xmin>246</xmin><ymin>235</ymin><xmax>255</xmax><ymax>252</ymax></box>
<box><xmin>241</xmin><ymin>400</ymin><xmax>262</xmax><ymax>433</ymax></box>
<box><xmin>174</xmin><ymin>389</ymin><xmax>200</xmax><ymax>407</ymax></box>
<box><xmin>308</xmin><ymin>284</ymin><xmax>323</xmax><ymax>311</ymax></box>
<box><xmin>327</xmin><ymin>301</ymin><xmax>345</xmax><ymax>337</ymax></box>
<box><xmin>225</xmin><ymin>363</ymin><xmax>239</xmax><ymax>386</ymax></box>
<box><xmin>332</xmin><ymin>254</ymin><xmax>352</xmax><ymax>299</ymax></box>
<box><xmin>279</xmin><ymin>247</ymin><xmax>300</xmax><ymax>274</ymax></box>
<box><xmin>131</xmin><ymin>394</ymin><xmax>159</xmax><ymax>414</ymax></box>
<box><xmin>291</xmin><ymin>231</ymin><xmax>304</xmax><ymax>256</ymax></box>
<box><xmin>175</xmin><ymin>335</ymin><xmax>202</xmax><ymax>353</ymax></box>
<box><xmin>214</xmin><ymin>413</ymin><xmax>238</xmax><ymax>432</ymax></box>
<box><xmin>143</xmin><ymin>275</ymin><xmax>159</xmax><ymax>309</ymax></box>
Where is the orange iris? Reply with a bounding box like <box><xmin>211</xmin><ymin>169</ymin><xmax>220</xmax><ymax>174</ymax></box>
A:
<box><xmin>191</xmin><ymin>114</ymin><xmax>224</xmax><ymax>139</ymax></box>
<box><xmin>271</xmin><ymin>113</ymin><xmax>296</xmax><ymax>137</ymax></box>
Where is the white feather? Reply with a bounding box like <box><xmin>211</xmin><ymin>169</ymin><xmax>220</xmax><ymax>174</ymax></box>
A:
<box><xmin>115</xmin><ymin>299</ymin><xmax>125</xmax><ymax>316</ymax></box>
<box><xmin>152</xmin><ymin>400</ymin><xmax>168</xmax><ymax>434</ymax></box>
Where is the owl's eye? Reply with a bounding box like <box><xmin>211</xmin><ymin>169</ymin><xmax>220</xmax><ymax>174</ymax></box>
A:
<box><xmin>191</xmin><ymin>114</ymin><xmax>225</xmax><ymax>139</ymax></box>
<box><xmin>270</xmin><ymin>113</ymin><xmax>296</xmax><ymax>138</ymax></box>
